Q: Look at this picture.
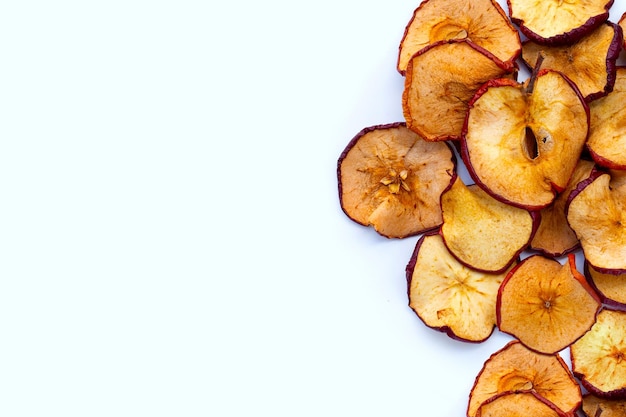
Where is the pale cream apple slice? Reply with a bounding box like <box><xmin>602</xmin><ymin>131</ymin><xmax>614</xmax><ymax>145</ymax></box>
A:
<box><xmin>496</xmin><ymin>253</ymin><xmax>601</xmax><ymax>354</ymax></box>
<box><xmin>406</xmin><ymin>231</ymin><xmax>512</xmax><ymax>343</ymax></box>
<box><xmin>440</xmin><ymin>176</ymin><xmax>536</xmax><ymax>273</ymax></box>
<box><xmin>397</xmin><ymin>0</ymin><xmax>520</xmax><ymax>74</ymax></box>
<box><xmin>475</xmin><ymin>391</ymin><xmax>567</xmax><ymax>417</ymax></box>
<box><xmin>582</xmin><ymin>394</ymin><xmax>626</xmax><ymax>417</ymax></box>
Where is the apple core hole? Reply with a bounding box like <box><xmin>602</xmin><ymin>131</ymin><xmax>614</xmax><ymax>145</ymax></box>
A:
<box><xmin>523</xmin><ymin>127</ymin><xmax>539</xmax><ymax>160</ymax></box>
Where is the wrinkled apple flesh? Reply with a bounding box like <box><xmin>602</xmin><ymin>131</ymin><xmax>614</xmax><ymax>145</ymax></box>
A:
<box><xmin>582</xmin><ymin>394</ymin><xmax>626</xmax><ymax>417</ymax></box>
<box><xmin>476</xmin><ymin>391</ymin><xmax>567</xmax><ymax>417</ymax></box>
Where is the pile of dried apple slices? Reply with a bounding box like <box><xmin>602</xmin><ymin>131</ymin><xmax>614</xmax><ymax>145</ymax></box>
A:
<box><xmin>337</xmin><ymin>0</ymin><xmax>626</xmax><ymax>415</ymax></box>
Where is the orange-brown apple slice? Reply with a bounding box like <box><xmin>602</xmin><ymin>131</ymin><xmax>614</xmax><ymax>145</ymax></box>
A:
<box><xmin>475</xmin><ymin>391</ymin><xmax>567</xmax><ymax>417</ymax></box>
<box><xmin>586</xmin><ymin>261</ymin><xmax>626</xmax><ymax>310</ymax></box>
<box><xmin>620</xmin><ymin>12</ymin><xmax>626</xmax><ymax>48</ymax></box>
<box><xmin>581</xmin><ymin>394</ymin><xmax>626</xmax><ymax>416</ymax></box>
<box><xmin>496</xmin><ymin>254</ymin><xmax>601</xmax><ymax>354</ymax></box>
<box><xmin>397</xmin><ymin>0</ymin><xmax>520</xmax><ymax>74</ymax></box>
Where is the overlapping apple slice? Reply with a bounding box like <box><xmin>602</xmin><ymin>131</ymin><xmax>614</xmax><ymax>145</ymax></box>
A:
<box><xmin>496</xmin><ymin>254</ymin><xmax>601</xmax><ymax>354</ymax></box>
<box><xmin>467</xmin><ymin>340</ymin><xmax>581</xmax><ymax>417</ymax></box>
<box><xmin>566</xmin><ymin>169</ymin><xmax>626</xmax><ymax>273</ymax></box>
<box><xmin>586</xmin><ymin>261</ymin><xmax>626</xmax><ymax>310</ymax></box>
<box><xmin>440</xmin><ymin>176</ymin><xmax>535</xmax><ymax>273</ymax></box>
<box><xmin>462</xmin><ymin>67</ymin><xmax>589</xmax><ymax>210</ymax></box>
<box><xmin>508</xmin><ymin>0</ymin><xmax>612</xmax><ymax>45</ymax></box>
<box><xmin>397</xmin><ymin>0</ymin><xmax>520</xmax><ymax>74</ymax></box>
<box><xmin>582</xmin><ymin>394</ymin><xmax>626</xmax><ymax>416</ymax></box>
<box><xmin>475</xmin><ymin>391</ymin><xmax>567</xmax><ymax>417</ymax></box>
<box><xmin>571</xmin><ymin>308</ymin><xmax>626</xmax><ymax>399</ymax></box>
<box><xmin>620</xmin><ymin>13</ymin><xmax>626</xmax><ymax>48</ymax></box>
<box><xmin>337</xmin><ymin>123</ymin><xmax>456</xmax><ymax>239</ymax></box>
<box><xmin>406</xmin><ymin>232</ymin><xmax>512</xmax><ymax>343</ymax></box>
<box><xmin>403</xmin><ymin>39</ymin><xmax>515</xmax><ymax>142</ymax></box>
<box><xmin>521</xmin><ymin>22</ymin><xmax>622</xmax><ymax>101</ymax></box>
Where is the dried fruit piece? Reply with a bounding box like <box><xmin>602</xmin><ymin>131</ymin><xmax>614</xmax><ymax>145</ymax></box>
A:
<box><xmin>337</xmin><ymin>123</ymin><xmax>456</xmax><ymax>238</ymax></box>
<box><xmin>406</xmin><ymin>232</ymin><xmax>511</xmax><ymax>342</ymax></box>
<box><xmin>521</xmin><ymin>22</ymin><xmax>622</xmax><ymax>101</ymax></box>
<box><xmin>402</xmin><ymin>39</ymin><xmax>515</xmax><ymax>142</ymax></box>
<box><xmin>467</xmin><ymin>340</ymin><xmax>581</xmax><ymax>417</ymax></box>
<box><xmin>581</xmin><ymin>394</ymin><xmax>626</xmax><ymax>416</ymax></box>
<box><xmin>571</xmin><ymin>308</ymin><xmax>626</xmax><ymax>398</ymax></box>
<box><xmin>496</xmin><ymin>254</ymin><xmax>601</xmax><ymax>354</ymax></box>
<box><xmin>397</xmin><ymin>0</ymin><xmax>520</xmax><ymax>74</ymax></box>
<box><xmin>440</xmin><ymin>176</ymin><xmax>536</xmax><ymax>273</ymax></box>
<box><xmin>475</xmin><ymin>391</ymin><xmax>567</xmax><ymax>417</ymax></box>
<box><xmin>620</xmin><ymin>12</ymin><xmax>626</xmax><ymax>48</ymax></box>
<box><xmin>586</xmin><ymin>262</ymin><xmax>626</xmax><ymax>310</ymax></box>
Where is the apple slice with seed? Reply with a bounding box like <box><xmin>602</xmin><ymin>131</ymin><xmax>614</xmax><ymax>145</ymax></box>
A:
<box><xmin>406</xmin><ymin>231</ymin><xmax>512</xmax><ymax>343</ymax></box>
<box><xmin>397</xmin><ymin>0</ymin><xmax>520</xmax><ymax>74</ymax></box>
<box><xmin>521</xmin><ymin>22</ymin><xmax>622</xmax><ymax>102</ymax></box>
<box><xmin>582</xmin><ymin>394</ymin><xmax>626</xmax><ymax>417</ymax></box>
<box><xmin>440</xmin><ymin>176</ymin><xmax>536</xmax><ymax>273</ymax></box>
<box><xmin>496</xmin><ymin>253</ymin><xmax>601</xmax><ymax>354</ymax></box>
<box><xmin>475</xmin><ymin>391</ymin><xmax>567</xmax><ymax>417</ymax></box>
<box><xmin>586</xmin><ymin>261</ymin><xmax>626</xmax><ymax>310</ymax></box>
<box><xmin>402</xmin><ymin>39</ymin><xmax>515</xmax><ymax>142</ymax></box>
<box><xmin>467</xmin><ymin>340</ymin><xmax>581</xmax><ymax>417</ymax></box>
<box><xmin>571</xmin><ymin>308</ymin><xmax>626</xmax><ymax>399</ymax></box>
<box><xmin>337</xmin><ymin>122</ymin><xmax>456</xmax><ymax>239</ymax></box>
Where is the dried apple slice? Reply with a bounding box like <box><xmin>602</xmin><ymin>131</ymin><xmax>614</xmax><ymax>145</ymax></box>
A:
<box><xmin>620</xmin><ymin>13</ymin><xmax>626</xmax><ymax>48</ymax></box>
<box><xmin>475</xmin><ymin>391</ymin><xmax>567</xmax><ymax>417</ymax></box>
<box><xmin>571</xmin><ymin>308</ymin><xmax>626</xmax><ymax>398</ymax></box>
<box><xmin>529</xmin><ymin>158</ymin><xmax>595</xmax><ymax>257</ymax></box>
<box><xmin>587</xmin><ymin>67</ymin><xmax>626</xmax><ymax>169</ymax></box>
<box><xmin>467</xmin><ymin>340</ymin><xmax>581</xmax><ymax>417</ymax></box>
<box><xmin>586</xmin><ymin>261</ymin><xmax>626</xmax><ymax>310</ymax></box>
<box><xmin>337</xmin><ymin>122</ymin><xmax>456</xmax><ymax>239</ymax></box>
<box><xmin>406</xmin><ymin>231</ymin><xmax>511</xmax><ymax>343</ymax></box>
<box><xmin>402</xmin><ymin>39</ymin><xmax>515</xmax><ymax>142</ymax></box>
<box><xmin>566</xmin><ymin>169</ymin><xmax>626</xmax><ymax>273</ymax></box>
<box><xmin>462</xmin><ymin>69</ymin><xmax>589</xmax><ymax>210</ymax></box>
<box><xmin>397</xmin><ymin>0</ymin><xmax>520</xmax><ymax>74</ymax></box>
<box><xmin>582</xmin><ymin>394</ymin><xmax>626</xmax><ymax>416</ymax></box>
<box><xmin>496</xmin><ymin>254</ymin><xmax>601</xmax><ymax>354</ymax></box>
<box><xmin>521</xmin><ymin>22</ymin><xmax>622</xmax><ymax>101</ymax></box>
<box><xmin>440</xmin><ymin>176</ymin><xmax>536</xmax><ymax>273</ymax></box>
<box><xmin>508</xmin><ymin>0</ymin><xmax>612</xmax><ymax>45</ymax></box>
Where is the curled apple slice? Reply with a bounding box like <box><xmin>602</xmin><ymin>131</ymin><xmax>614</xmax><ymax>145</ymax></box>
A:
<box><xmin>496</xmin><ymin>254</ymin><xmax>601</xmax><ymax>354</ymax></box>
<box><xmin>467</xmin><ymin>340</ymin><xmax>581</xmax><ymax>417</ymax></box>
<box><xmin>440</xmin><ymin>176</ymin><xmax>535</xmax><ymax>273</ymax></box>
<box><xmin>406</xmin><ymin>232</ymin><xmax>511</xmax><ymax>343</ymax></box>
<box><xmin>620</xmin><ymin>13</ymin><xmax>626</xmax><ymax>48</ymax></box>
<box><xmin>475</xmin><ymin>391</ymin><xmax>567</xmax><ymax>417</ymax></box>
<box><xmin>337</xmin><ymin>123</ymin><xmax>456</xmax><ymax>239</ymax></box>
<box><xmin>402</xmin><ymin>39</ymin><xmax>515</xmax><ymax>142</ymax></box>
<box><xmin>397</xmin><ymin>0</ymin><xmax>520</xmax><ymax>74</ymax></box>
<box><xmin>586</xmin><ymin>261</ymin><xmax>626</xmax><ymax>310</ymax></box>
<box><xmin>582</xmin><ymin>394</ymin><xmax>626</xmax><ymax>416</ymax></box>
<box><xmin>571</xmin><ymin>308</ymin><xmax>626</xmax><ymax>399</ymax></box>
<box><xmin>521</xmin><ymin>22</ymin><xmax>622</xmax><ymax>101</ymax></box>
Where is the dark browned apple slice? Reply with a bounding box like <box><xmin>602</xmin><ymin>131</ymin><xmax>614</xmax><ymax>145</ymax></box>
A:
<box><xmin>586</xmin><ymin>261</ymin><xmax>626</xmax><ymax>310</ymax></box>
<box><xmin>397</xmin><ymin>0</ymin><xmax>520</xmax><ymax>74</ymax></box>
<box><xmin>571</xmin><ymin>308</ymin><xmax>626</xmax><ymax>398</ymax></box>
<box><xmin>402</xmin><ymin>39</ymin><xmax>515</xmax><ymax>142</ymax></box>
<box><xmin>587</xmin><ymin>67</ymin><xmax>626</xmax><ymax>169</ymax></box>
<box><xmin>529</xmin><ymin>158</ymin><xmax>595</xmax><ymax>257</ymax></box>
<box><xmin>521</xmin><ymin>22</ymin><xmax>623</xmax><ymax>101</ymax></box>
<box><xmin>566</xmin><ymin>169</ymin><xmax>626</xmax><ymax>273</ymax></box>
<box><xmin>475</xmin><ymin>391</ymin><xmax>567</xmax><ymax>417</ymax></box>
<box><xmin>582</xmin><ymin>394</ymin><xmax>626</xmax><ymax>416</ymax></box>
<box><xmin>337</xmin><ymin>122</ymin><xmax>456</xmax><ymax>239</ymax></box>
<box><xmin>497</xmin><ymin>254</ymin><xmax>601</xmax><ymax>354</ymax></box>
<box><xmin>440</xmin><ymin>176</ymin><xmax>536</xmax><ymax>273</ymax></box>
<box><xmin>467</xmin><ymin>340</ymin><xmax>581</xmax><ymax>417</ymax></box>
<box><xmin>406</xmin><ymin>231</ymin><xmax>511</xmax><ymax>343</ymax></box>
<box><xmin>508</xmin><ymin>0</ymin><xmax>612</xmax><ymax>45</ymax></box>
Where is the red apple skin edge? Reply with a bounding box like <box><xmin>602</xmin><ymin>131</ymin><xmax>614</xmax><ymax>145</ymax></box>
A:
<box><xmin>405</xmin><ymin>229</ymin><xmax>497</xmax><ymax>344</ymax></box>
<box><xmin>584</xmin><ymin>261</ymin><xmax>626</xmax><ymax>311</ymax></box>
<box><xmin>589</xmin><ymin>146</ymin><xmax>626</xmax><ymax>170</ymax></box>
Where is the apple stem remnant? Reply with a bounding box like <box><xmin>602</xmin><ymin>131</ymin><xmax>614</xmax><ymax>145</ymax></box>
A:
<box><xmin>525</xmin><ymin>52</ymin><xmax>546</xmax><ymax>95</ymax></box>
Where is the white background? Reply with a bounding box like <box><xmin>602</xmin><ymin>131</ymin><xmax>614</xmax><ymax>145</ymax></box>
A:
<box><xmin>1</xmin><ymin>1</ymin><xmax>625</xmax><ymax>416</ymax></box>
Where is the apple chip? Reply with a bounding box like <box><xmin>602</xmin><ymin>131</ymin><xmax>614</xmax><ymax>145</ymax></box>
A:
<box><xmin>475</xmin><ymin>391</ymin><xmax>567</xmax><ymax>417</ymax></box>
<box><xmin>586</xmin><ymin>262</ymin><xmax>626</xmax><ymax>310</ymax></box>
<box><xmin>397</xmin><ymin>0</ymin><xmax>520</xmax><ymax>74</ymax></box>
<box><xmin>620</xmin><ymin>13</ymin><xmax>626</xmax><ymax>48</ymax></box>
<box><xmin>508</xmin><ymin>0</ymin><xmax>611</xmax><ymax>45</ymax></box>
<box><xmin>521</xmin><ymin>22</ymin><xmax>622</xmax><ymax>101</ymax></box>
<box><xmin>582</xmin><ymin>394</ymin><xmax>626</xmax><ymax>417</ymax></box>
<box><xmin>440</xmin><ymin>176</ymin><xmax>535</xmax><ymax>273</ymax></box>
<box><xmin>462</xmin><ymin>69</ymin><xmax>589</xmax><ymax>210</ymax></box>
<box><xmin>467</xmin><ymin>340</ymin><xmax>581</xmax><ymax>417</ymax></box>
<box><xmin>497</xmin><ymin>254</ymin><xmax>601</xmax><ymax>354</ymax></box>
<box><xmin>402</xmin><ymin>39</ymin><xmax>515</xmax><ymax>142</ymax></box>
<box><xmin>587</xmin><ymin>67</ymin><xmax>626</xmax><ymax>169</ymax></box>
<box><xmin>406</xmin><ymin>232</ymin><xmax>511</xmax><ymax>343</ymax></box>
<box><xmin>571</xmin><ymin>308</ymin><xmax>626</xmax><ymax>398</ymax></box>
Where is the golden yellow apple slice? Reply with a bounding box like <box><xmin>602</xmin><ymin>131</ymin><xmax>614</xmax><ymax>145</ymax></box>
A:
<box><xmin>582</xmin><ymin>394</ymin><xmax>626</xmax><ymax>417</ymax></box>
<box><xmin>586</xmin><ymin>261</ymin><xmax>626</xmax><ymax>310</ymax></box>
<box><xmin>475</xmin><ymin>391</ymin><xmax>567</xmax><ymax>417</ymax></box>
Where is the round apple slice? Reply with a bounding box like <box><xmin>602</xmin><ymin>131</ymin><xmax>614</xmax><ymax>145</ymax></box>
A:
<box><xmin>462</xmin><ymin>69</ymin><xmax>589</xmax><ymax>210</ymax></box>
<box><xmin>440</xmin><ymin>176</ymin><xmax>536</xmax><ymax>273</ymax></box>
<box><xmin>571</xmin><ymin>308</ymin><xmax>626</xmax><ymax>399</ymax></box>
<box><xmin>521</xmin><ymin>22</ymin><xmax>622</xmax><ymax>102</ymax></box>
<box><xmin>566</xmin><ymin>169</ymin><xmax>626</xmax><ymax>273</ymax></box>
<box><xmin>508</xmin><ymin>0</ymin><xmax>612</xmax><ymax>45</ymax></box>
<box><xmin>586</xmin><ymin>261</ymin><xmax>626</xmax><ymax>310</ymax></box>
<box><xmin>467</xmin><ymin>340</ymin><xmax>582</xmax><ymax>417</ymax></box>
<box><xmin>397</xmin><ymin>0</ymin><xmax>520</xmax><ymax>74</ymax></box>
<box><xmin>475</xmin><ymin>391</ymin><xmax>568</xmax><ymax>417</ymax></box>
<box><xmin>587</xmin><ymin>67</ymin><xmax>626</xmax><ymax>169</ymax></box>
<box><xmin>405</xmin><ymin>231</ymin><xmax>512</xmax><ymax>343</ymax></box>
<box><xmin>337</xmin><ymin>122</ymin><xmax>456</xmax><ymax>239</ymax></box>
<box><xmin>402</xmin><ymin>39</ymin><xmax>515</xmax><ymax>142</ymax></box>
<box><xmin>582</xmin><ymin>394</ymin><xmax>626</xmax><ymax>416</ymax></box>
<box><xmin>496</xmin><ymin>253</ymin><xmax>601</xmax><ymax>354</ymax></box>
